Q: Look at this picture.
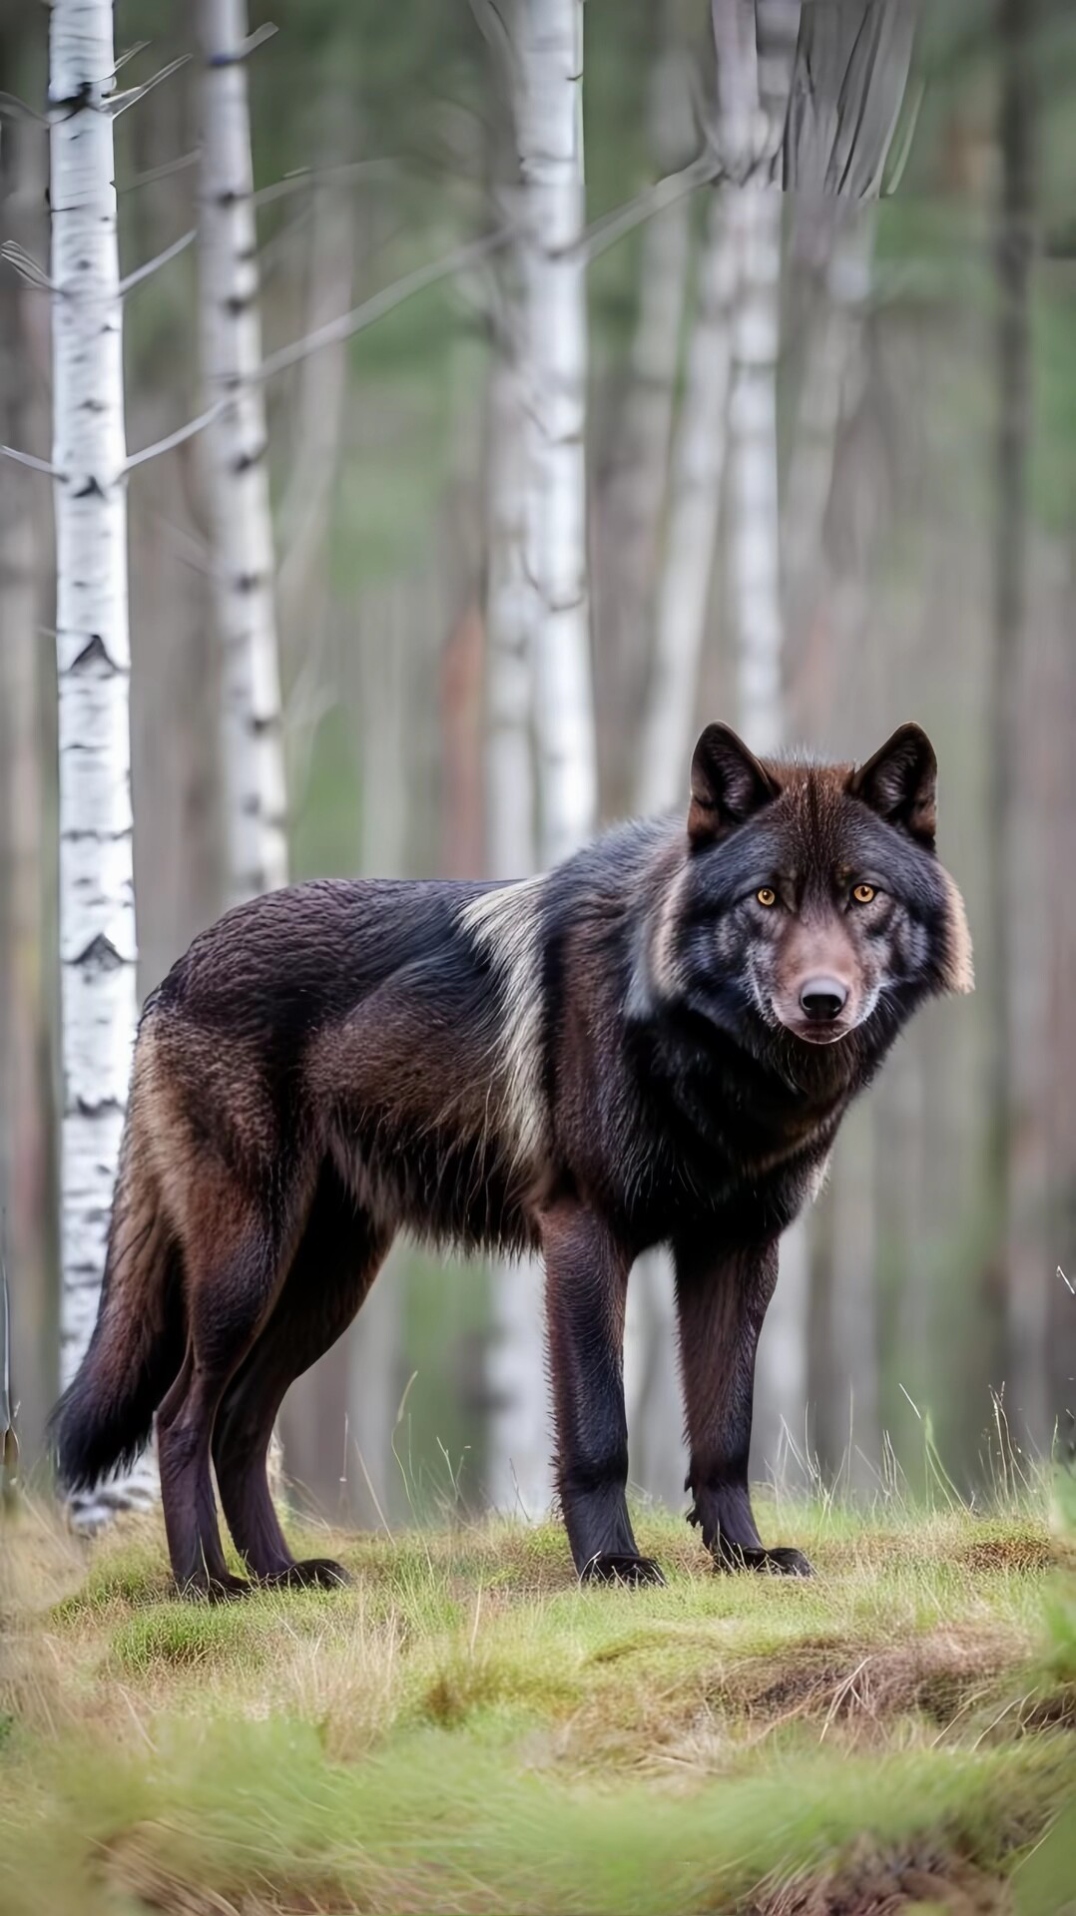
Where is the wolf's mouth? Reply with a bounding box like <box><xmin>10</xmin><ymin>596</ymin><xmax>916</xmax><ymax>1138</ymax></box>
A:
<box><xmin>786</xmin><ymin>1018</ymin><xmax>851</xmax><ymax>1047</ymax></box>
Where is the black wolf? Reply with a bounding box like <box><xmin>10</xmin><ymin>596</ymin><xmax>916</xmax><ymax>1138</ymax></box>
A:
<box><xmin>53</xmin><ymin>722</ymin><xmax>972</xmax><ymax>1595</ymax></box>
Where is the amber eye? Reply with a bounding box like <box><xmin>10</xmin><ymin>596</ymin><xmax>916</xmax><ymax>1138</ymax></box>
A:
<box><xmin>852</xmin><ymin>883</ymin><xmax>876</xmax><ymax>905</ymax></box>
<box><xmin>756</xmin><ymin>887</ymin><xmax>777</xmax><ymax>908</ymax></box>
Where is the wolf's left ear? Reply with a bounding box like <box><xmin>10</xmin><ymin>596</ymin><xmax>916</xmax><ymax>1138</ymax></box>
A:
<box><xmin>850</xmin><ymin>723</ymin><xmax>937</xmax><ymax>849</ymax></box>
<box><xmin>688</xmin><ymin>724</ymin><xmax>779</xmax><ymax>845</ymax></box>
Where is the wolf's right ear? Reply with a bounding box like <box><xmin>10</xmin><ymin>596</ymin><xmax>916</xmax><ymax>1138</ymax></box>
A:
<box><xmin>688</xmin><ymin>724</ymin><xmax>778</xmax><ymax>846</ymax></box>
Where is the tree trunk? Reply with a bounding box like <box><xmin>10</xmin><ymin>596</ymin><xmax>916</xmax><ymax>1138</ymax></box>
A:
<box><xmin>49</xmin><ymin>0</ymin><xmax>155</xmax><ymax>1520</ymax></box>
<box><xmin>991</xmin><ymin>0</ymin><xmax>1040</xmax><ymax>1438</ymax></box>
<box><xmin>636</xmin><ymin>193</ymin><xmax>737</xmax><ymax>816</ymax></box>
<box><xmin>594</xmin><ymin>18</ymin><xmax>694</xmax><ymax>819</ymax></box>
<box><xmin>519</xmin><ymin>0</ymin><xmax>597</xmax><ymax>866</ymax></box>
<box><xmin>483</xmin><ymin>311</ymin><xmax>549</xmax><ymax>1515</ymax></box>
<box><xmin>198</xmin><ymin>0</ymin><xmax>288</xmax><ymax>905</ymax></box>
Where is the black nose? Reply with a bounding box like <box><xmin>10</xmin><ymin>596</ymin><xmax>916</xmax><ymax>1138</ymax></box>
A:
<box><xmin>799</xmin><ymin>977</ymin><xmax>849</xmax><ymax>1022</ymax></box>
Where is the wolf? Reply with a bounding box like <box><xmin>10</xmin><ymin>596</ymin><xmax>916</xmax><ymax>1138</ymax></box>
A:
<box><xmin>53</xmin><ymin>722</ymin><xmax>972</xmax><ymax>1595</ymax></box>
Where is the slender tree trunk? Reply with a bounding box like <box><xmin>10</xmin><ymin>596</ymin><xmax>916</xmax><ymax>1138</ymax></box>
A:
<box><xmin>484</xmin><ymin>252</ymin><xmax>550</xmax><ymax>1515</ymax></box>
<box><xmin>198</xmin><ymin>0</ymin><xmax>287</xmax><ymax>904</ymax></box>
<box><xmin>991</xmin><ymin>0</ymin><xmax>1039</xmax><ymax>1436</ymax></box>
<box><xmin>49</xmin><ymin>0</ymin><xmax>154</xmax><ymax>1519</ymax></box>
<box><xmin>627</xmin><ymin>165</ymin><xmax>737</xmax><ymax>1515</ymax></box>
<box><xmin>519</xmin><ymin>0</ymin><xmax>597</xmax><ymax>866</ymax></box>
<box><xmin>594</xmin><ymin>19</ymin><xmax>693</xmax><ymax>818</ymax></box>
<box><xmin>637</xmin><ymin>193</ymin><xmax>738</xmax><ymax>816</ymax></box>
<box><xmin>783</xmin><ymin>204</ymin><xmax>875</xmax><ymax>666</ymax></box>
<box><xmin>484</xmin><ymin>0</ymin><xmax>597</xmax><ymax>1515</ymax></box>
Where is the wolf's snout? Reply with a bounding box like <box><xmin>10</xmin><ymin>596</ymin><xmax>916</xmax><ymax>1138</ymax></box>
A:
<box><xmin>798</xmin><ymin>977</ymin><xmax>849</xmax><ymax>1022</ymax></box>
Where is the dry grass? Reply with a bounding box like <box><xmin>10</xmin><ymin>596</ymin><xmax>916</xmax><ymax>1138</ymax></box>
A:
<box><xmin>1</xmin><ymin>1487</ymin><xmax>1073</xmax><ymax>1914</ymax></box>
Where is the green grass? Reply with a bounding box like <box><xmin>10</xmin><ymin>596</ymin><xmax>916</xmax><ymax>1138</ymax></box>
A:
<box><xmin>1</xmin><ymin>1490</ymin><xmax>1074</xmax><ymax>1914</ymax></box>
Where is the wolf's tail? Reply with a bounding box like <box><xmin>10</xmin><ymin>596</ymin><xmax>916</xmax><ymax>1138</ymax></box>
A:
<box><xmin>51</xmin><ymin>1051</ymin><xmax>184</xmax><ymax>1491</ymax></box>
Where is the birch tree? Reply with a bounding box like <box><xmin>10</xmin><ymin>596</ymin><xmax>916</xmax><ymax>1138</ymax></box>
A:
<box><xmin>596</xmin><ymin>21</ymin><xmax>695</xmax><ymax>810</ymax></box>
<box><xmin>483</xmin><ymin>0</ymin><xmax>597</xmax><ymax>1513</ymax></box>
<box><xmin>518</xmin><ymin>0</ymin><xmax>597</xmax><ymax>868</ymax></box>
<box><xmin>628</xmin><ymin>187</ymin><xmax>738</xmax><ymax>1510</ymax></box>
<box><xmin>49</xmin><ymin>0</ymin><xmax>155</xmax><ymax>1521</ymax></box>
<box><xmin>484</xmin><ymin>298</ymin><xmax>548</xmax><ymax>1514</ymax></box>
<box><xmin>198</xmin><ymin>0</ymin><xmax>288</xmax><ymax>904</ymax></box>
<box><xmin>635</xmin><ymin>194</ymin><xmax>738</xmax><ymax>817</ymax></box>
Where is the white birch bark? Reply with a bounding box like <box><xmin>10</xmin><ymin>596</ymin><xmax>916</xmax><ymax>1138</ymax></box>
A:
<box><xmin>49</xmin><ymin>0</ymin><xmax>155</xmax><ymax>1519</ymax></box>
<box><xmin>784</xmin><ymin>205</ymin><xmax>875</xmax><ymax>650</ymax></box>
<box><xmin>713</xmin><ymin>1</ymin><xmax>807</xmax><ymax>1471</ymax></box>
<box><xmin>596</xmin><ymin>29</ymin><xmax>694</xmax><ymax>805</ymax></box>
<box><xmin>484</xmin><ymin>310</ymin><xmax>549</xmax><ymax>1515</ymax></box>
<box><xmin>636</xmin><ymin>194</ymin><xmax>738</xmax><ymax>816</ymax></box>
<box><xmin>626</xmin><ymin>185</ymin><xmax>738</xmax><ymax>1514</ymax></box>
<box><xmin>198</xmin><ymin>0</ymin><xmax>287</xmax><ymax>904</ymax></box>
<box><xmin>518</xmin><ymin>0</ymin><xmax>597</xmax><ymax>868</ymax></box>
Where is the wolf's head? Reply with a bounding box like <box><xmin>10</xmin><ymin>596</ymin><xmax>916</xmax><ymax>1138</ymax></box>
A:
<box><xmin>650</xmin><ymin>722</ymin><xmax>973</xmax><ymax>1051</ymax></box>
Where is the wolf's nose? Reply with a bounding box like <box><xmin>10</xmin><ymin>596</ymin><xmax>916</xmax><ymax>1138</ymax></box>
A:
<box><xmin>799</xmin><ymin>977</ymin><xmax>848</xmax><ymax>1021</ymax></box>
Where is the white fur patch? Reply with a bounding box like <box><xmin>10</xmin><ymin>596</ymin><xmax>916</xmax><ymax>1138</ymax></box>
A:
<box><xmin>460</xmin><ymin>877</ymin><xmax>548</xmax><ymax>1165</ymax></box>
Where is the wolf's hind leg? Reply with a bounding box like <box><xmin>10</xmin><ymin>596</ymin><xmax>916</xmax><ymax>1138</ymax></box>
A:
<box><xmin>541</xmin><ymin>1201</ymin><xmax>665</xmax><ymax>1587</ymax></box>
<box><xmin>674</xmin><ymin>1235</ymin><xmax>812</xmax><ymax>1577</ymax></box>
<box><xmin>213</xmin><ymin>1170</ymin><xmax>390</xmax><ymax>1587</ymax></box>
<box><xmin>156</xmin><ymin>1194</ymin><xmax>289</xmax><ymax>1600</ymax></box>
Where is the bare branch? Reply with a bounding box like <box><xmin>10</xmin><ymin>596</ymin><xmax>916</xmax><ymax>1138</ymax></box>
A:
<box><xmin>119</xmin><ymin>149</ymin><xmax>200</xmax><ymax>194</ymax></box>
<box><xmin>0</xmin><ymin>443</ymin><xmax>60</xmax><ymax>478</ymax></box>
<box><xmin>113</xmin><ymin>39</ymin><xmax>150</xmax><ymax>75</ymax></box>
<box><xmin>205</xmin><ymin>21</ymin><xmax>279</xmax><ymax>66</ymax></box>
<box><xmin>119</xmin><ymin>227</ymin><xmax>196</xmax><ymax>295</ymax></box>
<box><xmin>578</xmin><ymin>152</ymin><xmax>720</xmax><ymax>264</ymax></box>
<box><xmin>255</xmin><ymin>225</ymin><xmax>511</xmax><ymax>385</ymax></box>
<box><xmin>0</xmin><ymin>90</ymin><xmax>47</xmax><ymax>127</ymax></box>
<box><xmin>123</xmin><ymin>400</ymin><xmax>224</xmax><ymax>474</ymax></box>
<box><xmin>252</xmin><ymin>156</ymin><xmax>400</xmax><ymax>211</ymax></box>
<box><xmin>108</xmin><ymin>54</ymin><xmax>191</xmax><ymax>118</ymax></box>
<box><xmin>0</xmin><ymin>241</ymin><xmax>59</xmax><ymax>293</ymax></box>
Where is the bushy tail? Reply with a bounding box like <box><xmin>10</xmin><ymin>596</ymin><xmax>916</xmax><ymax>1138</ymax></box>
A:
<box><xmin>51</xmin><ymin>1092</ymin><xmax>184</xmax><ymax>1492</ymax></box>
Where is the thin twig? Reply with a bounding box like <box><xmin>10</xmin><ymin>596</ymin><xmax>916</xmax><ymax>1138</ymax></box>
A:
<box><xmin>252</xmin><ymin>156</ymin><xmax>400</xmax><ymax>211</ymax></box>
<box><xmin>120</xmin><ymin>227</ymin><xmax>196</xmax><ymax>295</ymax></box>
<box><xmin>123</xmin><ymin>400</ymin><xmax>224</xmax><ymax>474</ymax></box>
<box><xmin>0</xmin><ymin>90</ymin><xmax>47</xmax><ymax>127</ymax></box>
<box><xmin>255</xmin><ymin>225</ymin><xmax>511</xmax><ymax>384</ymax></box>
<box><xmin>0</xmin><ymin>242</ymin><xmax>58</xmax><ymax>293</ymax></box>
<box><xmin>108</xmin><ymin>54</ymin><xmax>191</xmax><ymax>118</ymax></box>
<box><xmin>119</xmin><ymin>149</ymin><xmax>200</xmax><ymax>194</ymax></box>
<box><xmin>0</xmin><ymin>444</ymin><xmax>60</xmax><ymax>478</ymax></box>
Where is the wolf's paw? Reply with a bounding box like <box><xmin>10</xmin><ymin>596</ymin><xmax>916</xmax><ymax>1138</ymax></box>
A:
<box><xmin>580</xmin><ymin>1552</ymin><xmax>667</xmax><ymax>1587</ymax></box>
<box><xmin>715</xmin><ymin>1543</ymin><xmax>813</xmax><ymax>1577</ymax></box>
<box><xmin>181</xmin><ymin>1571</ymin><xmax>253</xmax><ymax>1603</ymax></box>
<box><xmin>265</xmin><ymin>1557</ymin><xmax>351</xmax><ymax>1590</ymax></box>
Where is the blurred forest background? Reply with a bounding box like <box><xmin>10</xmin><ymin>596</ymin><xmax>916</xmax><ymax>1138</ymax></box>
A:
<box><xmin>1</xmin><ymin>0</ymin><xmax>1074</xmax><ymax>1530</ymax></box>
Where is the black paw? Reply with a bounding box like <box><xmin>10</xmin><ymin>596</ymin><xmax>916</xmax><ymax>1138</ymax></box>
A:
<box><xmin>264</xmin><ymin>1557</ymin><xmax>351</xmax><ymax>1590</ymax></box>
<box><xmin>181</xmin><ymin>1571</ymin><xmax>253</xmax><ymax>1603</ymax></box>
<box><xmin>580</xmin><ymin>1552</ymin><xmax>667</xmax><ymax>1587</ymax></box>
<box><xmin>715</xmin><ymin>1543</ymin><xmax>813</xmax><ymax>1577</ymax></box>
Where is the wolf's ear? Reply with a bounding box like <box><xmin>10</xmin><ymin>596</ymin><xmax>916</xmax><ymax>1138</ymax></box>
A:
<box><xmin>850</xmin><ymin>723</ymin><xmax>937</xmax><ymax>849</ymax></box>
<box><xmin>688</xmin><ymin>724</ymin><xmax>779</xmax><ymax>845</ymax></box>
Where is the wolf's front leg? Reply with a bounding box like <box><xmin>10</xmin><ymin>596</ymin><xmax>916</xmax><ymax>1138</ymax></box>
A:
<box><xmin>539</xmin><ymin>1200</ymin><xmax>665</xmax><ymax>1586</ymax></box>
<box><xmin>674</xmin><ymin>1234</ymin><xmax>812</xmax><ymax>1576</ymax></box>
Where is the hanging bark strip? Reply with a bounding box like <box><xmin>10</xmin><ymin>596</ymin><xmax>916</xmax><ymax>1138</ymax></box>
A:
<box><xmin>49</xmin><ymin>0</ymin><xmax>154</xmax><ymax>1519</ymax></box>
<box><xmin>518</xmin><ymin>0</ymin><xmax>597</xmax><ymax>867</ymax></box>
<box><xmin>198</xmin><ymin>0</ymin><xmax>287</xmax><ymax>904</ymax></box>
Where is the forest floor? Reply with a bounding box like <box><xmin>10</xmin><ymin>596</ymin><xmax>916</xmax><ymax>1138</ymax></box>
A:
<box><xmin>1</xmin><ymin>1487</ymin><xmax>1075</xmax><ymax>1915</ymax></box>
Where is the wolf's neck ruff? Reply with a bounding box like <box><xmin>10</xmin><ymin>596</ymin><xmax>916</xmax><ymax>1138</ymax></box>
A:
<box><xmin>459</xmin><ymin>875</ymin><xmax>549</xmax><ymax>1173</ymax></box>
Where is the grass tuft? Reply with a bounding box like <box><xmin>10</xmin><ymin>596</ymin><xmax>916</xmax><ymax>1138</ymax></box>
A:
<box><xmin>1</xmin><ymin>1487</ymin><xmax>1073</xmax><ymax>1913</ymax></box>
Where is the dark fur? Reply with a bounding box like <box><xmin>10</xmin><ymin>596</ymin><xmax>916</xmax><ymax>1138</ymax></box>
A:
<box><xmin>52</xmin><ymin>723</ymin><xmax>972</xmax><ymax>1594</ymax></box>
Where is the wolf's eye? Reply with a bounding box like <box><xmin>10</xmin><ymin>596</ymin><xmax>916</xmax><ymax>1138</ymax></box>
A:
<box><xmin>756</xmin><ymin>887</ymin><xmax>777</xmax><ymax>908</ymax></box>
<box><xmin>852</xmin><ymin>883</ymin><xmax>876</xmax><ymax>905</ymax></box>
